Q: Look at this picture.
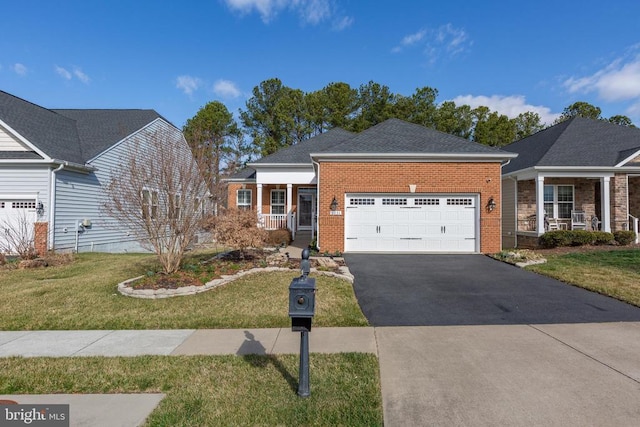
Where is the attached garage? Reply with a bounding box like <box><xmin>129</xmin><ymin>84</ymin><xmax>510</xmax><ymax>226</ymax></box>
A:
<box><xmin>344</xmin><ymin>194</ymin><xmax>478</xmax><ymax>252</ymax></box>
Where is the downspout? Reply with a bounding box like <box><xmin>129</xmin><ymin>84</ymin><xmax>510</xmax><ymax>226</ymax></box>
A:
<box><xmin>49</xmin><ymin>162</ymin><xmax>66</xmax><ymax>250</ymax></box>
<box><xmin>311</xmin><ymin>158</ymin><xmax>320</xmax><ymax>249</ymax></box>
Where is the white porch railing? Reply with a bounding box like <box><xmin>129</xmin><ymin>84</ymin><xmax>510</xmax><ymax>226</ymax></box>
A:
<box><xmin>629</xmin><ymin>214</ymin><xmax>639</xmax><ymax>244</ymax></box>
<box><xmin>259</xmin><ymin>213</ymin><xmax>297</xmax><ymax>238</ymax></box>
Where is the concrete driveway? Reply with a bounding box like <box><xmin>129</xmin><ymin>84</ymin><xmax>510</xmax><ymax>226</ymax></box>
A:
<box><xmin>344</xmin><ymin>254</ymin><xmax>640</xmax><ymax>426</ymax></box>
<box><xmin>345</xmin><ymin>254</ymin><xmax>640</xmax><ymax>326</ymax></box>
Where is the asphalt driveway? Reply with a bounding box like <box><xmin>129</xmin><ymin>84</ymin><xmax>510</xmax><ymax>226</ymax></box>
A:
<box><xmin>345</xmin><ymin>254</ymin><xmax>640</xmax><ymax>326</ymax></box>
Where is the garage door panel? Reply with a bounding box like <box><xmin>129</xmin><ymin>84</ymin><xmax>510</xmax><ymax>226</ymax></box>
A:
<box><xmin>345</xmin><ymin>194</ymin><xmax>477</xmax><ymax>253</ymax></box>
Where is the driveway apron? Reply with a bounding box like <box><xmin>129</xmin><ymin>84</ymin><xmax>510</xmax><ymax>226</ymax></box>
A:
<box><xmin>345</xmin><ymin>254</ymin><xmax>640</xmax><ymax>426</ymax></box>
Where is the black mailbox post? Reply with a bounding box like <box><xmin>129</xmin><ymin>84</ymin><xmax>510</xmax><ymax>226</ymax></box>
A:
<box><xmin>288</xmin><ymin>248</ymin><xmax>315</xmax><ymax>397</ymax></box>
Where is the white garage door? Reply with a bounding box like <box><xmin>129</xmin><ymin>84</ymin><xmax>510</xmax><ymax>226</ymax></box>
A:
<box><xmin>0</xmin><ymin>199</ymin><xmax>37</xmax><ymax>254</ymax></box>
<box><xmin>344</xmin><ymin>194</ymin><xmax>478</xmax><ymax>253</ymax></box>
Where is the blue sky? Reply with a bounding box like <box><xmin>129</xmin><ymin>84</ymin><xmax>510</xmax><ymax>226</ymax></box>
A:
<box><xmin>3</xmin><ymin>0</ymin><xmax>640</xmax><ymax>129</ymax></box>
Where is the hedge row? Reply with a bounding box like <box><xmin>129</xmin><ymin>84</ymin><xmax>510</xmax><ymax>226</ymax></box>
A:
<box><xmin>538</xmin><ymin>230</ymin><xmax>636</xmax><ymax>248</ymax></box>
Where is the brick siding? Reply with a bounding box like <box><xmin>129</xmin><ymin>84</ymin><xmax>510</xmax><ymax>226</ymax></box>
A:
<box><xmin>34</xmin><ymin>222</ymin><xmax>48</xmax><ymax>256</ymax></box>
<box><xmin>317</xmin><ymin>161</ymin><xmax>503</xmax><ymax>253</ymax></box>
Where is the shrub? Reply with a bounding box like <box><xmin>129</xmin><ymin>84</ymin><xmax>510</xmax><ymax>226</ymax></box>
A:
<box><xmin>539</xmin><ymin>230</ymin><xmax>616</xmax><ymax>248</ymax></box>
<box><xmin>614</xmin><ymin>230</ymin><xmax>636</xmax><ymax>246</ymax></box>
<box><xmin>207</xmin><ymin>209</ymin><xmax>268</xmax><ymax>256</ymax></box>
<box><xmin>592</xmin><ymin>231</ymin><xmax>614</xmax><ymax>245</ymax></box>
<box><xmin>539</xmin><ymin>231</ymin><xmax>571</xmax><ymax>248</ymax></box>
<box><xmin>266</xmin><ymin>229</ymin><xmax>292</xmax><ymax>246</ymax></box>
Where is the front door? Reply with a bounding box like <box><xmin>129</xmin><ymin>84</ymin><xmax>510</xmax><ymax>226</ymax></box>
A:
<box><xmin>298</xmin><ymin>193</ymin><xmax>315</xmax><ymax>230</ymax></box>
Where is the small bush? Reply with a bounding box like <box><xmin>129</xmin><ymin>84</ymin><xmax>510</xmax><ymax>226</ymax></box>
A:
<box><xmin>569</xmin><ymin>230</ymin><xmax>594</xmax><ymax>246</ymax></box>
<box><xmin>266</xmin><ymin>229</ymin><xmax>292</xmax><ymax>246</ymax></box>
<box><xmin>614</xmin><ymin>230</ymin><xmax>636</xmax><ymax>246</ymax></box>
<box><xmin>592</xmin><ymin>231</ymin><xmax>614</xmax><ymax>245</ymax></box>
<box><xmin>539</xmin><ymin>230</ymin><xmax>617</xmax><ymax>248</ymax></box>
<box><xmin>539</xmin><ymin>231</ymin><xmax>571</xmax><ymax>248</ymax></box>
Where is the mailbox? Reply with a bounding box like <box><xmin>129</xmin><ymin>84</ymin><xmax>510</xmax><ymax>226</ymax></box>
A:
<box><xmin>288</xmin><ymin>248</ymin><xmax>315</xmax><ymax>332</ymax></box>
<box><xmin>289</xmin><ymin>276</ymin><xmax>316</xmax><ymax>331</ymax></box>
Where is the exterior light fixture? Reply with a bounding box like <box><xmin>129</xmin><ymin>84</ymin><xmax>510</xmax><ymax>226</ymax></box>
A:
<box><xmin>36</xmin><ymin>202</ymin><xmax>44</xmax><ymax>216</ymax></box>
<box><xmin>487</xmin><ymin>197</ymin><xmax>496</xmax><ymax>212</ymax></box>
<box><xmin>330</xmin><ymin>196</ymin><xmax>338</xmax><ymax>211</ymax></box>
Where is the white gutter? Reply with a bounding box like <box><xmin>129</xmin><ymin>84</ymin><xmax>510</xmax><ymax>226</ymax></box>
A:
<box><xmin>49</xmin><ymin>162</ymin><xmax>66</xmax><ymax>250</ymax></box>
<box><xmin>309</xmin><ymin>152</ymin><xmax>518</xmax><ymax>162</ymax></box>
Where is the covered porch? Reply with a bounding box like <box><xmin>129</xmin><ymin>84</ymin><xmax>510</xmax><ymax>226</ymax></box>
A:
<box><xmin>511</xmin><ymin>172</ymin><xmax>640</xmax><ymax>244</ymax></box>
<box><xmin>255</xmin><ymin>183</ymin><xmax>317</xmax><ymax>240</ymax></box>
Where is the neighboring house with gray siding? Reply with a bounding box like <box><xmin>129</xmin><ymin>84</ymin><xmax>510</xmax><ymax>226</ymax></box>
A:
<box><xmin>0</xmin><ymin>90</ymin><xmax>194</xmax><ymax>254</ymax></box>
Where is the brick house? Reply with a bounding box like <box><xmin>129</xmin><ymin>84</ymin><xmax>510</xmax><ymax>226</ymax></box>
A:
<box><xmin>501</xmin><ymin>117</ymin><xmax>640</xmax><ymax>248</ymax></box>
<box><xmin>227</xmin><ymin>118</ymin><xmax>516</xmax><ymax>254</ymax></box>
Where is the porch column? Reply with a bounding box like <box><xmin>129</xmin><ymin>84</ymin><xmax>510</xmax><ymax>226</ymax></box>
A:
<box><xmin>536</xmin><ymin>175</ymin><xmax>546</xmax><ymax>234</ymax></box>
<box><xmin>286</xmin><ymin>184</ymin><xmax>293</xmax><ymax>230</ymax></box>
<box><xmin>601</xmin><ymin>176</ymin><xmax>611</xmax><ymax>232</ymax></box>
<box><xmin>256</xmin><ymin>184</ymin><xmax>263</xmax><ymax>216</ymax></box>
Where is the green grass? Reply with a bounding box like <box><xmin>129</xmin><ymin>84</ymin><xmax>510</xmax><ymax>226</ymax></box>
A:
<box><xmin>0</xmin><ymin>354</ymin><xmax>383</xmax><ymax>426</ymax></box>
<box><xmin>0</xmin><ymin>252</ymin><xmax>368</xmax><ymax>330</ymax></box>
<box><xmin>527</xmin><ymin>249</ymin><xmax>640</xmax><ymax>307</ymax></box>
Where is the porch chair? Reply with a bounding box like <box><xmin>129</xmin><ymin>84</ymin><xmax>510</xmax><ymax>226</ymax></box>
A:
<box><xmin>571</xmin><ymin>210</ymin><xmax>587</xmax><ymax>230</ymax></box>
<box><xmin>546</xmin><ymin>216</ymin><xmax>560</xmax><ymax>231</ymax></box>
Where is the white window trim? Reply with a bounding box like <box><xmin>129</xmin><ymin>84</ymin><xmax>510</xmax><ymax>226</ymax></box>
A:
<box><xmin>544</xmin><ymin>185</ymin><xmax>574</xmax><ymax>219</ymax></box>
<box><xmin>270</xmin><ymin>189</ymin><xmax>285</xmax><ymax>215</ymax></box>
<box><xmin>237</xmin><ymin>189</ymin><xmax>252</xmax><ymax>210</ymax></box>
<box><xmin>142</xmin><ymin>188</ymin><xmax>159</xmax><ymax>219</ymax></box>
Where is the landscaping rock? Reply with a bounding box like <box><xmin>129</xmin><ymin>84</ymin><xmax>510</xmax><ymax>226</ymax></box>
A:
<box><xmin>315</xmin><ymin>257</ymin><xmax>339</xmax><ymax>269</ymax></box>
<box><xmin>266</xmin><ymin>252</ymin><xmax>289</xmax><ymax>266</ymax></box>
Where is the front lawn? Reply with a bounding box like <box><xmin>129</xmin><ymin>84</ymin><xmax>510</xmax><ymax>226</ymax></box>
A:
<box><xmin>527</xmin><ymin>249</ymin><xmax>640</xmax><ymax>307</ymax></box>
<box><xmin>0</xmin><ymin>252</ymin><xmax>368</xmax><ymax>330</ymax></box>
<box><xmin>0</xmin><ymin>353</ymin><xmax>383</xmax><ymax>426</ymax></box>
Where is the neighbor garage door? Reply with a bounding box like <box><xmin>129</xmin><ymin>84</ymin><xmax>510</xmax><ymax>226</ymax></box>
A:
<box><xmin>0</xmin><ymin>199</ymin><xmax>37</xmax><ymax>254</ymax></box>
<box><xmin>344</xmin><ymin>194</ymin><xmax>477</xmax><ymax>253</ymax></box>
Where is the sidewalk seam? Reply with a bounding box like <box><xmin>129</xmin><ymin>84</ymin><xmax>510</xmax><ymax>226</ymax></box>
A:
<box><xmin>71</xmin><ymin>330</ymin><xmax>116</xmax><ymax>356</ymax></box>
<box><xmin>528</xmin><ymin>324</ymin><xmax>640</xmax><ymax>385</ymax></box>
<box><xmin>269</xmin><ymin>328</ymin><xmax>283</xmax><ymax>354</ymax></box>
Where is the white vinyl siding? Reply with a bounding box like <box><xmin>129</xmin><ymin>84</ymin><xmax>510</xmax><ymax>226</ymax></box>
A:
<box><xmin>0</xmin><ymin>123</ymin><xmax>30</xmax><ymax>151</ymax></box>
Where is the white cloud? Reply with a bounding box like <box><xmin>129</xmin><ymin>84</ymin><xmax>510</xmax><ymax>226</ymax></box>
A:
<box><xmin>54</xmin><ymin>65</ymin><xmax>90</xmax><ymax>84</ymax></box>
<box><xmin>176</xmin><ymin>75</ymin><xmax>202</xmax><ymax>95</ymax></box>
<box><xmin>392</xmin><ymin>24</ymin><xmax>471</xmax><ymax>60</ymax></box>
<box><xmin>213</xmin><ymin>79</ymin><xmax>241</xmax><ymax>99</ymax></box>
<box><xmin>55</xmin><ymin>65</ymin><xmax>72</xmax><ymax>80</ymax></box>
<box><xmin>332</xmin><ymin>15</ymin><xmax>353</xmax><ymax>31</ymax></box>
<box><xmin>451</xmin><ymin>94</ymin><xmax>561</xmax><ymax>125</ymax></box>
<box><xmin>562</xmin><ymin>47</ymin><xmax>640</xmax><ymax>121</ymax></box>
<box><xmin>73</xmin><ymin>68</ymin><xmax>90</xmax><ymax>84</ymax></box>
<box><xmin>564</xmin><ymin>55</ymin><xmax>640</xmax><ymax>102</ymax></box>
<box><xmin>223</xmin><ymin>0</ymin><xmax>337</xmax><ymax>25</ymax></box>
<box><xmin>13</xmin><ymin>63</ymin><xmax>28</xmax><ymax>76</ymax></box>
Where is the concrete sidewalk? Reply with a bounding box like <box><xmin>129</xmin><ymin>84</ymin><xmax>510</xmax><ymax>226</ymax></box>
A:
<box><xmin>3</xmin><ymin>323</ymin><xmax>640</xmax><ymax>426</ymax></box>
<box><xmin>0</xmin><ymin>327</ymin><xmax>377</xmax><ymax>358</ymax></box>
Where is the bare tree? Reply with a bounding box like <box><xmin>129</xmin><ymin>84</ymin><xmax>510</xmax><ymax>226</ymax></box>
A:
<box><xmin>0</xmin><ymin>210</ymin><xmax>37</xmax><ymax>259</ymax></box>
<box><xmin>103</xmin><ymin>127</ymin><xmax>209</xmax><ymax>274</ymax></box>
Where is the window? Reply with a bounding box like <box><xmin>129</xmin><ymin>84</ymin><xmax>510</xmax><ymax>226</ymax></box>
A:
<box><xmin>237</xmin><ymin>189</ymin><xmax>252</xmax><ymax>210</ymax></box>
<box><xmin>382</xmin><ymin>198</ymin><xmax>407</xmax><ymax>205</ymax></box>
<box><xmin>349</xmin><ymin>198</ymin><xmax>375</xmax><ymax>206</ymax></box>
<box><xmin>169</xmin><ymin>194</ymin><xmax>181</xmax><ymax>220</ymax></box>
<box><xmin>142</xmin><ymin>189</ymin><xmax>159</xmax><ymax>219</ymax></box>
<box><xmin>194</xmin><ymin>197</ymin><xmax>206</xmax><ymax>218</ymax></box>
<box><xmin>271</xmin><ymin>190</ymin><xmax>285</xmax><ymax>215</ymax></box>
<box><xmin>544</xmin><ymin>185</ymin><xmax>574</xmax><ymax>219</ymax></box>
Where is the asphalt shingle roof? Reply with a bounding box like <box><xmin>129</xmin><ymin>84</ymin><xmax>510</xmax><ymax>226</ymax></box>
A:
<box><xmin>324</xmin><ymin>118</ymin><xmax>511</xmax><ymax>155</ymax></box>
<box><xmin>0</xmin><ymin>90</ymin><xmax>165</xmax><ymax>165</ymax></box>
<box><xmin>253</xmin><ymin>127</ymin><xmax>355</xmax><ymax>164</ymax></box>
<box><xmin>502</xmin><ymin>117</ymin><xmax>640</xmax><ymax>173</ymax></box>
